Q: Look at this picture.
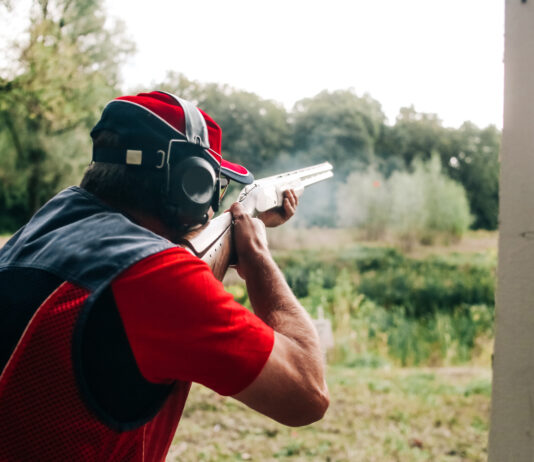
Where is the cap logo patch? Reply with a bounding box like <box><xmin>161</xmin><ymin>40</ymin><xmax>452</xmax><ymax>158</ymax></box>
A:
<box><xmin>126</xmin><ymin>149</ymin><xmax>143</xmax><ymax>165</ymax></box>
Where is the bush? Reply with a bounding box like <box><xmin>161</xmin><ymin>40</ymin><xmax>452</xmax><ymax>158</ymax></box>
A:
<box><xmin>357</xmin><ymin>255</ymin><xmax>495</xmax><ymax>317</ymax></box>
<box><xmin>337</xmin><ymin>155</ymin><xmax>472</xmax><ymax>247</ymax></box>
<box><xmin>275</xmin><ymin>245</ymin><xmax>495</xmax><ymax>366</ymax></box>
<box><xmin>337</xmin><ymin>167</ymin><xmax>390</xmax><ymax>239</ymax></box>
<box><xmin>276</xmin><ymin>250</ymin><xmax>342</xmax><ymax>298</ymax></box>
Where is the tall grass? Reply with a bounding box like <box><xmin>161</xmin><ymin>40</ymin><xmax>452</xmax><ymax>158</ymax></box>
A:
<box><xmin>276</xmin><ymin>246</ymin><xmax>495</xmax><ymax>366</ymax></box>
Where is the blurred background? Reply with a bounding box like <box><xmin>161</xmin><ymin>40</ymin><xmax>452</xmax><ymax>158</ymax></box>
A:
<box><xmin>0</xmin><ymin>1</ymin><xmax>502</xmax><ymax>460</ymax></box>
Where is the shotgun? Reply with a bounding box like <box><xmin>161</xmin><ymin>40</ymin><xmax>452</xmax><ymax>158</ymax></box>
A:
<box><xmin>179</xmin><ymin>162</ymin><xmax>334</xmax><ymax>280</ymax></box>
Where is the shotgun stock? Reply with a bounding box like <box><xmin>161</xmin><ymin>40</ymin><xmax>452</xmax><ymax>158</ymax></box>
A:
<box><xmin>179</xmin><ymin>162</ymin><xmax>334</xmax><ymax>280</ymax></box>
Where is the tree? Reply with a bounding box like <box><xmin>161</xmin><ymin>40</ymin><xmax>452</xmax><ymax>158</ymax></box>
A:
<box><xmin>446</xmin><ymin>123</ymin><xmax>500</xmax><ymax>229</ymax></box>
<box><xmin>291</xmin><ymin>90</ymin><xmax>386</xmax><ymax>178</ymax></box>
<box><xmin>376</xmin><ymin>107</ymin><xmax>500</xmax><ymax>230</ymax></box>
<box><xmin>287</xmin><ymin>90</ymin><xmax>385</xmax><ymax>227</ymax></box>
<box><xmin>376</xmin><ymin>105</ymin><xmax>450</xmax><ymax>168</ymax></box>
<box><xmin>0</xmin><ymin>0</ymin><xmax>134</xmax><ymax>230</ymax></box>
<box><xmin>337</xmin><ymin>155</ymin><xmax>471</xmax><ymax>246</ymax></box>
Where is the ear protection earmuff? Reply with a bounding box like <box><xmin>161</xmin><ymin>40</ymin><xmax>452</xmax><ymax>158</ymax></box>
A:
<box><xmin>159</xmin><ymin>94</ymin><xmax>223</xmax><ymax>228</ymax></box>
<box><xmin>165</xmin><ymin>151</ymin><xmax>218</xmax><ymax>226</ymax></box>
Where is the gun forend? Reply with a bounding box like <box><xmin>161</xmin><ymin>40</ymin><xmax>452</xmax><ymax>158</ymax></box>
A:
<box><xmin>238</xmin><ymin>162</ymin><xmax>334</xmax><ymax>214</ymax></box>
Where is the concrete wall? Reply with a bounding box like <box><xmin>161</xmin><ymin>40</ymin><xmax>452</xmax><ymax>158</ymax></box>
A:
<box><xmin>488</xmin><ymin>1</ymin><xmax>534</xmax><ymax>460</ymax></box>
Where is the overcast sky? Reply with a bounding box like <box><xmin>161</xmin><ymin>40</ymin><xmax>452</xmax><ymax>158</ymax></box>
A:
<box><xmin>1</xmin><ymin>0</ymin><xmax>504</xmax><ymax>129</ymax></box>
<box><xmin>105</xmin><ymin>0</ymin><xmax>504</xmax><ymax>129</ymax></box>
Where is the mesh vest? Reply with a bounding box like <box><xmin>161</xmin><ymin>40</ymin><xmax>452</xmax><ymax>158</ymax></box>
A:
<box><xmin>0</xmin><ymin>187</ymin><xmax>190</xmax><ymax>461</ymax></box>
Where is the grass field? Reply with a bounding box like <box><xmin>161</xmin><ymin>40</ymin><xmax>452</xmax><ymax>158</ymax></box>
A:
<box><xmin>169</xmin><ymin>365</ymin><xmax>490</xmax><ymax>462</ymax></box>
<box><xmin>266</xmin><ymin>228</ymin><xmax>498</xmax><ymax>258</ymax></box>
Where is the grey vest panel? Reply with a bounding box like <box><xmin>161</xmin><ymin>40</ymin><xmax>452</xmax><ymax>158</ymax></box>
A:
<box><xmin>0</xmin><ymin>186</ymin><xmax>176</xmax><ymax>292</ymax></box>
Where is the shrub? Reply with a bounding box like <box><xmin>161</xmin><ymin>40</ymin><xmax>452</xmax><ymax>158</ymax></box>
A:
<box><xmin>275</xmin><ymin>246</ymin><xmax>495</xmax><ymax>366</ymax></box>
<box><xmin>337</xmin><ymin>167</ymin><xmax>390</xmax><ymax>239</ymax></box>
<box><xmin>337</xmin><ymin>155</ymin><xmax>472</xmax><ymax>246</ymax></box>
<box><xmin>357</xmin><ymin>255</ymin><xmax>495</xmax><ymax>317</ymax></box>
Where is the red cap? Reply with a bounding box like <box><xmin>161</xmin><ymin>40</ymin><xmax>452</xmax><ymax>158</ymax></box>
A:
<box><xmin>94</xmin><ymin>91</ymin><xmax>254</xmax><ymax>184</ymax></box>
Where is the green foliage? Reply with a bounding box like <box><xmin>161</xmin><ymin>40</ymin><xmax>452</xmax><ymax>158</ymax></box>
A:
<box><xmin>358</xmin><ymin>266</ymin><xmax>494</xmax><ymax>318</ymax></box>
<box><xmin>377</xmin><ymin>106</ymin><xmax>448</xmax><ymax>166</ymax></box>
<box><xmin>157</xmin><ymin>73</ymin><xmax>291</xmax><ymax>175</ymax></box>
<box><xmin>377</xmin><ymin>108</ymin><xmax>500</xmax><ymax>231</ymax></box>
<box><xmin>357</xmin><ymin>253</ymin><xmax>495</xmax><ymax>317</ymax></box>
<box><xmin>0</xmin><ymin>0</ymin><xmax>134</xmax><ymax>231</ymax></box>
<box><xmin>0</xmin><ymin>6</ymin><xmax>500</xmax><ymax>232</ymax></box>
<box><xmin>446</xmin><ymin>123</ymin><xmax>500</xmax><ymax>229</ymax></box>
<box><xmin>338</xmin><ymin>155</ymin><xmax>472</xmax><ymax>246</ymax></box>
<box><xmin>275</xmin><ymin>245</ymin><xmax>495</xmax><ymax>366</ymax></box>
<box><xmin>292</xmin><ymin>90</ymin><xmax>385</xmax><ymax>175</ymax></box>
<box><xmin>276</xmin><ymin>250</ymin><xmax>339</xmax><ymax>298</ymax></box>
<box><xmin>287</xmin><ymin>90</ymin><xmax>387</xmax><ymax>227</ymax></box>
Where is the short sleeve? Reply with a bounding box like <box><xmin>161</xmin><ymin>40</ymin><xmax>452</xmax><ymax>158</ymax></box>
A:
<box><xmin>111</xmin><ymin>247</ymin><xmax>274</xmax><ymax>396</ymax></box>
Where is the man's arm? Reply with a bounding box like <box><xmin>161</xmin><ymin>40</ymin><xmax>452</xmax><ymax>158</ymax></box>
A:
<box><xmin>230</xmin><ymin>202</ymin><xmax>329</xmax><ymax>427</ymax></box>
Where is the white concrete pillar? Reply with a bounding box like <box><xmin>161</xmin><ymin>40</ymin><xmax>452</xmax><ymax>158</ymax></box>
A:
<box><xmin>488</xmin><ymin>1</ymin><xmax>534</xmax><ymax>460</ymax></box>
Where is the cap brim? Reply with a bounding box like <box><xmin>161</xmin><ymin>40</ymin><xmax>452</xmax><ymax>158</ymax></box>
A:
<box><xmin>205</xmin><ymin>147</ymin><xmax>253</xmax><ymax>184</ymax></box>
<box><xmin>208</xmin><ymin>149</ymin><xmax>253</xmax><ymax>184</ymax></box>
<box><xmin>221</xmin><ymin>160</ymin><xmax>254</xmax><ymax>184</ymax></box>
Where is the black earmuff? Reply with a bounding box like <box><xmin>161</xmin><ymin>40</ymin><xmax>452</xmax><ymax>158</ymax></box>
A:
<box><xmin>165</xmin><ymin>154</ymin><xmax>218</xmax><ymax>226</ymax></box>
<box><xmin>159</xmin><ymin>94</ymin><xmax>223</xmax><ymax>228</ymax></box>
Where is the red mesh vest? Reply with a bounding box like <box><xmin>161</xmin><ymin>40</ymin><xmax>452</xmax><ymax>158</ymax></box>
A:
<box><xmin>0</xmin><ymin>187</ymin><xmax>189</xmax><ymax>461</ymax></box>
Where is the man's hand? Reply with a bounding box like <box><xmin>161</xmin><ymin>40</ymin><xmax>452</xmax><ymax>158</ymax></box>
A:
<box><xmin>230</xmin><ymin>202</ymin><xmax>270</xmax><ymax>280</ymax></box>
<box><xmin>258</xmin><ymin>189</ymin><xmax>299</xmax><ymax>228</ymax></box>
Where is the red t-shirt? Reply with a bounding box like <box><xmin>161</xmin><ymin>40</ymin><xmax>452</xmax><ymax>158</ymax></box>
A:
<box><xmin>111</xmin><ymin>247</ymin><xmax>274</xmax><ymax>396</ymax></box>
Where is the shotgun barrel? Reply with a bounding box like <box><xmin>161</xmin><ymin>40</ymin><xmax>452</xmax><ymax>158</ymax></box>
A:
<box><xmin>237</xmin><ymin>162</ymin><xmax>334</xmax><ymax>214</ymax></box>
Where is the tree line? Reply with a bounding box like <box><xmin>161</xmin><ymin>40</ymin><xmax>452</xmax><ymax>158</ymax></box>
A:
<box><xmin>0</xmin><ymin>0</ymin><xmax>500</xmax><ymax>232</ymax></box>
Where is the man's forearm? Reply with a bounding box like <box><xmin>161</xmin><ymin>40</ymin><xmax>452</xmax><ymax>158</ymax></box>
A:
<box><xmin>244</xmin><ymin>252</ymin><xmax>325</xmax><ymax>380</ymax></box>
<box><xmin>246</xmin><ymin>253</ymin><xmax>318</xmax><ymax>343</ymax></box>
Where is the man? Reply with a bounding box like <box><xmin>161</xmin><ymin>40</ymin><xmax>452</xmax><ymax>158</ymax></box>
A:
<box><xmin>0</xmin><ymin>91</ymin><xmax>328</xmax><ymax>461</ymax></box>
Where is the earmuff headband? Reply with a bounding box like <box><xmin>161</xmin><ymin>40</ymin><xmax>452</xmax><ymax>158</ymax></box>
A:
<box><xmin>157</xmin><ymin>92</ymin><xmax>210</xmax><ymax>149</ymax></box>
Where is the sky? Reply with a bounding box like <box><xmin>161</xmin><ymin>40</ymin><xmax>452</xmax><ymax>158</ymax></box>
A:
<box><xmin>1</xmin><ymin>0</ymin><xmax>505</xmax><ymax>129</ymax></box>
<box><xmin>105</xmin><ymin>0</ymin><xmax>504</xmax><ymax>129</ymax></box>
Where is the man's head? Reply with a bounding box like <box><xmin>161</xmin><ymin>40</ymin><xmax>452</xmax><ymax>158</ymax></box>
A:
<box><xmin>81</xmin><ymin>91</ymin><xmax>253</xmax><ymax>233</ymax></box>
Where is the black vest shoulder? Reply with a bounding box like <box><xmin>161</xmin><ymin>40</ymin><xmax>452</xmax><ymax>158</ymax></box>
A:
<box><xmin>0</xmin><ymin>186</ymin><xmax>175</xmax><ymax>291</ymax></box>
